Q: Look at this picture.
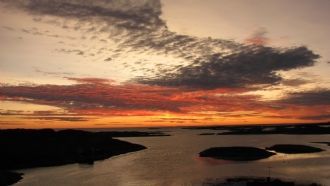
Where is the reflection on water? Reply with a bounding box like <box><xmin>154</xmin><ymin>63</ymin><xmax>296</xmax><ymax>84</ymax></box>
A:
<box><xmin>16</xmin><ymin>128</ymin><xmax>330</xmax><ymax>186</ymax></box>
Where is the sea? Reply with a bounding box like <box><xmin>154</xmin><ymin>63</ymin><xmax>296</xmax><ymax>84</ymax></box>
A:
<box><xmin>14</xmin><ymin>128</ymin><xmax>330</xmax><ymax>186</ymax></box>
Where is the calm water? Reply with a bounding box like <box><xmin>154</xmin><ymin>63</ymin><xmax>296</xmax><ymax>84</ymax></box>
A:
<box><xmin>15</xmin><ymin>128</ymin><xmax>330</xmax><ymax>186</ymax></box>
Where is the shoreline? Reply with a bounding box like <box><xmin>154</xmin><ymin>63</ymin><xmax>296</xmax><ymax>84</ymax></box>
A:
<box><xmin>0</xmin><ymin>129</ymin><xmax>154</xmax><ymax>185</ymax></box>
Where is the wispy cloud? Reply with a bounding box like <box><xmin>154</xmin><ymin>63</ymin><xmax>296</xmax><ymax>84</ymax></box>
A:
<box><xmin>0</xmin><ymin>77</ymin><xmax>261</xmax><ymax>115</ymax></box>
<box><xmin>298</xmin><ymin>114</ymin><xmax>330</xmax><ymax>120</ymax></box>
<box><xmin>21</xmin><ymin>116</ymin><xmax>90</xmax><ymax>122</ymax></box>
<box><xmin>245</xmin><ymin>27</ymin><xmax>269</xmax><ymax>46</ymax></box>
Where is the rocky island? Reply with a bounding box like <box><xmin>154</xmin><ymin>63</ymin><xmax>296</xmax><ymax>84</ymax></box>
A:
<box><xmin>199</xmin><ymin>146</ymin><xmax>276</xmax><ymax>161</ymax></box>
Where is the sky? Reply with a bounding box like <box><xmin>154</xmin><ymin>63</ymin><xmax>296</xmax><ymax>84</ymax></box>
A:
<box><xmin>0</xmin><ymin>0</ymin><xmax>329</xmax><ymax>128</ymax></box>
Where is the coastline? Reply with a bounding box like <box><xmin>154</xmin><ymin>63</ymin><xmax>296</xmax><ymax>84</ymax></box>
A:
<box><xmin>0</xmin><ymin>129</ymin><xmax>157</xmax><ymax>185</ymax></box>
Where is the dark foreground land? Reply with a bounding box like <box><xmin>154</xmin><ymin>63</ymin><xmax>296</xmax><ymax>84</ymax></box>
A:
<box><xmin>203</xmin><ymin>177</ymin><xmax>321</xmax><ymax>186</ymax></box>
<box><xmin>266</xmin><ymin>144</ymin><xmax>324</xmax><ymax>154</ymax></box>
<box><xmin>199</xmin><ymin>147</ymin><xmax>275</xmax><ymax>161</ymax></box>
<box><xmin>186</xmin><ymin>122</ymin><xmax>330</xmax><ymax>135</ymax></box>
<box><xmin>0</xmin><ymin>171</ymin><xmax>23</xmax><ymax>186</ymax></box>
<box><xmin>0</xmin><ymin>129</ymin><xmax>153</xmax><ymax>185</ymax></box>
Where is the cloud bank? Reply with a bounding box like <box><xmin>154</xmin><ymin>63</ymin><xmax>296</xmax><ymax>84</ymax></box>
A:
<box><xmin>137</xmin><ymin>46</ymin><xmax>318</xmax><ymax>89</ymax></box>
<box><xmin>280</xmin><ymin>89</ymin><xmax>330</xmax><ymax>106</ymax></box>
<box><xmin>0</xmin><ymin>78</ymin><xmax>263</xmax><ymax>115</ymax></box>
<box><xmin>0</xmin><ymin>78</ymin><xmax>329</xmax><ymax>121</ymax></box>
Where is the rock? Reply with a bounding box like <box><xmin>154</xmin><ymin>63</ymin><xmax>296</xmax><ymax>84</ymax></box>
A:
<box><xmin>199</xmin><ymin>146</ymin><xmax>275</xmax><ymax>161</ymax></box>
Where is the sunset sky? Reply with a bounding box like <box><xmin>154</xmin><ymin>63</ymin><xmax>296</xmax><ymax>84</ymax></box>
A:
<box><xmin>0</xmin><ymin>0</ymin><xmax>329</xmax><ymax>128</ymax></box>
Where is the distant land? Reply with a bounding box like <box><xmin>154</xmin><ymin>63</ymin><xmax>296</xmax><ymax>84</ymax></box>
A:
<box><xmin>203</xmin><ymin>177</ymin><xmax>321</xmax><ymax>186</ymax></box>
<box><xmin>183</xmin><ymin>122</ymin><xmax>330</xmax><ymax>135</ymax></box>
<box><xmin>199</xmin><ymin>144</ymin><xmax>325</xmax><ymax>161</ymax></box>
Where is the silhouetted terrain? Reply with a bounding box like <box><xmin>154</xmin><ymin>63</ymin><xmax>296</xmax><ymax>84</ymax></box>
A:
<box><xmin>199</xmin><ymin>147</ymin><xmax>275</xmax><ymax>161</ymax></box>
<box><xmin>0</xmin><ymin>129</ymin><xmax>149</xmax><ymax>185</ymax></box>
<box><xmin>97</xmin><ymin>131</ymin><xmax>170</xmax><ymax>137</ymax></box>
<box><xmin>0</xmin><ymin>129</ymin><xmax>148</xmax><ymax>169</ymax></box>
<box><xmin>266</xmin><ymin>144</ymin><xmax>324</xmax><ymax>154</ymax></box>
<box><xmin>0</xmin><ymin>171</ymin><xmax>23</xmax><ymax>186</ymax></box>
<box><xmin>199</xmin><ymin>133</ymin><xmax>217</xmax><ymax>135</ymax></box>
<box><xmin>203</xmin><ymin>177</ymin><xmax>321</xmax><ymax>186</ymax></box>
<box><xmin>187</xmin><ymin>122</ymin><xmax>330</xmax><ymax>135</ymax></box>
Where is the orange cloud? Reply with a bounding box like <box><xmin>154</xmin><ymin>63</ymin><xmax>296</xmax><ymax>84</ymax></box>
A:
<box><xmin>0</xmin><ymin>78</ymin><xmax>256</xmax><ymax>114</ymax></box>
<box><xmin>245</xmin><ymin>28</ymin><xmax>269</xmax><ymax>46</ymax></box>
<box><xmin>0</xmin><ymin>78</ymin><xmax>329</xmax><ymax>127</ymax></box>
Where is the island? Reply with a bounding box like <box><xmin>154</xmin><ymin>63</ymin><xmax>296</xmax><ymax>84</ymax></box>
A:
<box><xmin>199</xmin><ymin>146</ymin><xmax>276</xmax><ymax>161</ymax></box>
<box><xmin>96</xmin><ymin>130</ymin><xmax>170</xmax><ymax>137</ymax></box>
<box><xmin>199</xmin><ymin>132</ymin><xmax>216</xmax><ymax>135</ymax></box>
<box><xmin>0</xmin><ymin>129</ymin><xmax>151</xmax><ymax>185</ymax></box>
<box><xmin>203</xmin><ymin>177</ymin><xmax>321</xmax><ymax>186</ymax></box>
<box><xmin>266</xmin><ymin>144</ymin><xmax>324</xmax><ymax>154</ymax></box>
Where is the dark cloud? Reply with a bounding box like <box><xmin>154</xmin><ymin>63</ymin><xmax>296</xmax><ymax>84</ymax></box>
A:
<box><xmin>280</xmin><ymin>89</ymin><xmax>330</xmax><ymax>106</ymax></box>
<box><xmin>147</xmin><ymin>117</ymin><xmax>202</xmax><ymax>123</ymax></box>
<box><xmin>55</xmin><ymin>48</ymin><xmax>85</xmax><ymax>56</ymax></box>
<box><xmin>104</xmin><ymin>57</ymin><xmax>112</xmax><ymax>62</ymax></box>
<box><xmin>0</xmin><ymin>0</ymin><xmax>164</xmax><ymax>30</ymax></box>
<box><xmin>21</xmin><ymin>116</ymin><xmax>89</xmax><ymax>122</ymax></box>
<box><xmin>217</xmin><ymin>112</ymin><xmax>262</xmax><ymax>118</ymax></box>
<box><xmin>136</xmin><ymin>46</ymin><xmax>319</xmax><ymax>89</ymax></box>
<box><xmin>34</xmin><ymin>67</ymin><xmax>74</xmax><ymax>76</ymax></box>
<box><xmin>265</xmin><ymin>113</ymin><xmax>330</xmax><ymax>121</ymax></box>
<box><xmin>21</xmin><ymin>28</ymin><xmax>39</xmax><ymax>35</ymax></box>
<box><xmin>4</xmin><ymin>26</ymin><xmax>78</xmax><ymax>41</ymax></box>
<box><xmin>299</xmin><ymin>114</ymin><xmax>330</xmax><ymax>120</ymax></box>
<box><xmin>0</xmin><ymin>121</ymin><xmax>24</xmax><ymax>126</ymax></box>
<box><xmin>65</xmin><ymin>77</ymin><xmax>113</xmax><ymax>84</ymax></box>
<box><xmin>0</xmin><ymin>110</ymin><xmax>26</xmax><ymax>115</ymax></box>
<box><xmin>281</xmin><ymin>78</ymin><xmax>310</xmax><ymax>87</ymax></box>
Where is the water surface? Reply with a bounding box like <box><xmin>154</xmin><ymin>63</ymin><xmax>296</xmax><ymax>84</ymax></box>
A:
<box><xmin>16</xmin><ymin>128</ymin><xmax>330</xmax><ymax>185</ymax></box>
